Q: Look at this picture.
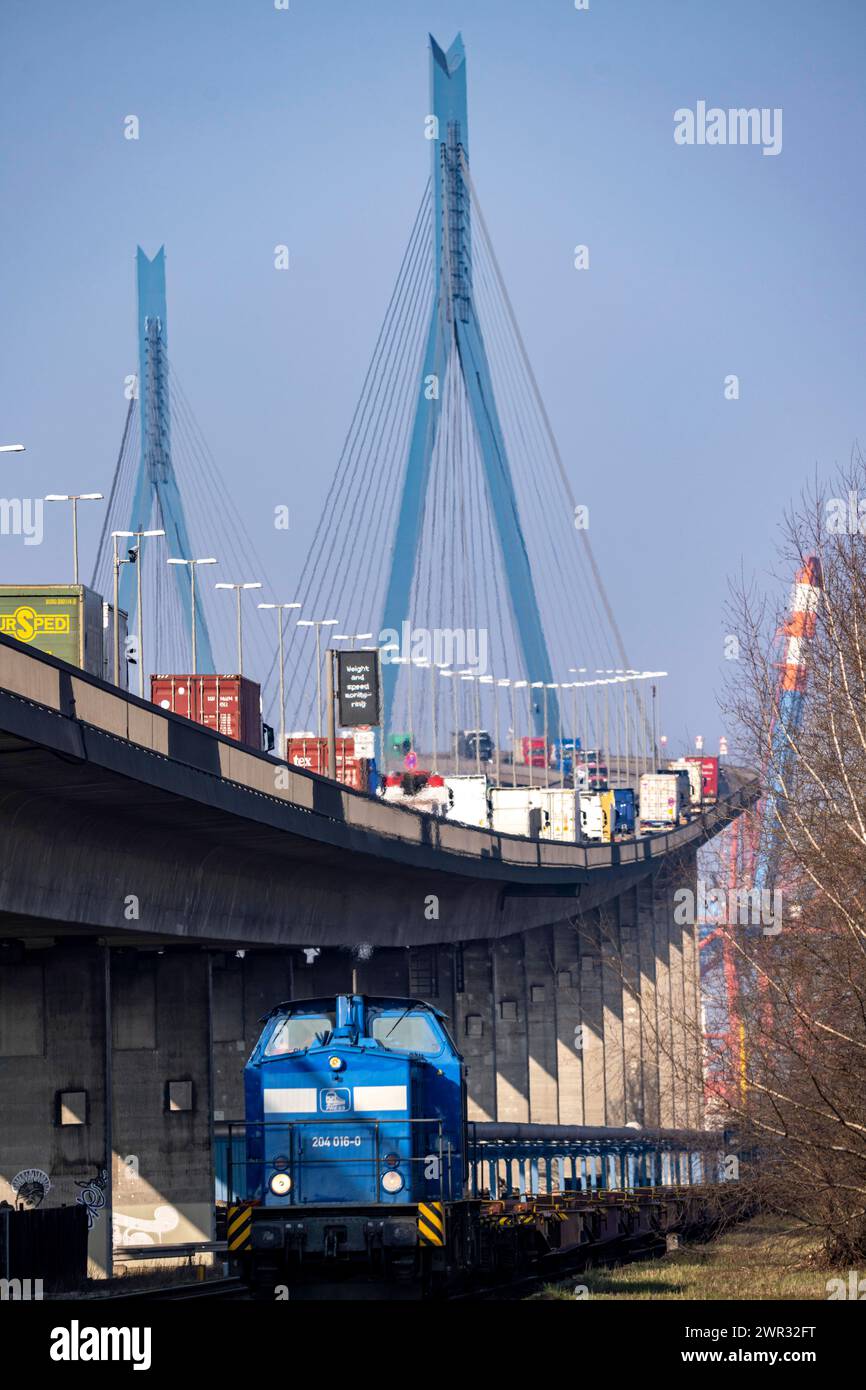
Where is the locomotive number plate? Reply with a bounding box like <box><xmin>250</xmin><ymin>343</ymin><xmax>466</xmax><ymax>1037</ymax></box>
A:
<box><xmin>310</xmin><ymin>1134</ymin><xmax>363</xmax><ymax>1148</ymax></box>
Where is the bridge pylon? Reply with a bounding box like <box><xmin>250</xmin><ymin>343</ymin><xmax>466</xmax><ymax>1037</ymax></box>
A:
<box><xmin>380</xmin><ymin>35</ymin><xmax>557</xmax><ymax>737</ymax></box>
<box><xmin>119</xmin><ymin>247</ymin><xmax>216</xmax><ymax>673</ymax></box>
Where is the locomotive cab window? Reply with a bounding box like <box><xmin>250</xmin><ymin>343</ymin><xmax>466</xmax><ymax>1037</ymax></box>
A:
<box><xmin>265</xmin><ymin>1013</ymin><xmax>335</xmax><ymax>1055</ymax></box>
<box><xmin>369</xmin><ymin>1010</ymin><xmax>441</xmax><ymax>1054</ymax></box>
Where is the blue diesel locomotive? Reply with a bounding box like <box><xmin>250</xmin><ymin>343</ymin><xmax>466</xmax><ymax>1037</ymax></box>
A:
<box><xmin>238</xmin><ymin>993</ymin><xmax>469</xmax><ymax>1291</ymax></box>
<box><xmin>229</xmin><ymin>991</ymin><xmax>733</xmax><ymax>1296</ymax></box>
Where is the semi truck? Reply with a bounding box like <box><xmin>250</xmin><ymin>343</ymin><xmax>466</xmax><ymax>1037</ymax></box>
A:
<box><xmin>638</xmin><ymin>772</ymin><xmax>689</xmax><ymax>828</ymax></box>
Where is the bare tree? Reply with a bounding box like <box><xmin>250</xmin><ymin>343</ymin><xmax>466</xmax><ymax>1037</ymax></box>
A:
<box><xmin>717</xmin><ymin>448</ymin><xmax>866</xmax><ymax>1263</ymax></box>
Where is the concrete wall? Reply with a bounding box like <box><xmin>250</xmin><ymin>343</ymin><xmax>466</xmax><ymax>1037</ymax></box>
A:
<box><xmin>110</xmin><ymin>950</ymin><xmax>213</xmax><ymax>1259</ymax></box>
<box><xmin>0</xmin><ymin>941</ymin><xmax>111</xmax><ymax>1276</ymax></box>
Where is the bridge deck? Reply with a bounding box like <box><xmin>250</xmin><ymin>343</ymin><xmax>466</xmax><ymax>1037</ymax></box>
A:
<box><xmin>0</xmin><ymin>634</ymin><xmax>757</xmax><ymax>947</ymax></box>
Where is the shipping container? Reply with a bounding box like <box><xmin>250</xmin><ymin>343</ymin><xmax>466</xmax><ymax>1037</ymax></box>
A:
<box><xmin>686</xmin><ymin>755</ymin><xmax>719</xmax><ymax>802</ymax></box>
<box><xmin>286</xmin><ymin>734</ymin><xmax>368</xmax><ymax>791</ymax></box>
<box><xmin>667</xmin><ymin>758</ymin><xmax>703</xmax><ymax>807</ymax></box>
<box><xmin>489</xmin><ymin>786</ymin><xmax>543</xmax><ymax>838</ymax></box>
<box><xmin>0</xmin><ymin>583</ymin><xmax>104</xmax><ymax>675</ymax></box>
<box><xmin>613</xmin><ymin>787</ymin><xmax>636</xmax><ymax>836</ymax></box>
<box><xmin>579</xmin><ymin>790</ymin><xmax>614</xmax><ymax>843</ymax></box>
<box><xmin>538</xmin><ymin>787</ymin><xmax>579</xmax><ymax>841</ymax></box>
<box><xmin>639</xmin><ymin>772</ymin><xmax>688</xmax><ymax>827</ymax></box>
<box><xmin>152</xmin><ymin>674</ymin><xmax>262</xmax><ymax>747</ymax></box>
<box><xmin>444</xmin><ymin>774</ymin><xmax>489</xmax><ymax>828</ymax></box>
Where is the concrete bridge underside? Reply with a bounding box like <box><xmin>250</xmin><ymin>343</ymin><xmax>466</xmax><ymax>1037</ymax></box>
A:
<box><xmin>0</xmin><ymin>636</ymin><xmax>749</xmax><ymax>1276</ymax></box>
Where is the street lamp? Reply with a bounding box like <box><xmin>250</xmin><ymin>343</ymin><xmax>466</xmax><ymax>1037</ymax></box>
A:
<box><xmin>111</xmin><ymin>531</ymin><xmax>135</xmax><ymax>687</ymax></box>
<box><xmin>460</xmin><ymin>672</ymin><xmax>481</xmax><ymax>775</ymax></box>
<box><xmin>333</xmin><ymin>631</ymin><xmax>374</xmax><ymax>650</ymax></box>
<box><xmin>481</xmin><ymin>675</ymin><xmax>502</xmax><ymax>786</ymax></box>
<box><xmin>258</xmin><ymin>601</ymin><xmax>301</xmax><ymax>754</ymax></box>
<box><xmin>167</xmin><ymin>557</ymin><xmax>217</xmax><ymax>675</ymax></box>
<box><xmin>296</xmin><ymin>618</ymin><xmax>339</xmax><ymax>740</ymax></box>
<box><xmin>529</xmin><ymin>681</ymin><xmax>544</xmax><ymax>789</ymax></box>
<box><xmin>215</xmin><ymin>581</ymin><xmax>263</xmax><ymax>675</ymax></box>
<box><xmin>440</xmin><ymin>669</ymin><xmax>458</xmax><ymax>773</ymax></box>
<box><xmin>0</xmin><ymin>444</ymin><xmax>25</xmax><ymax>453</ymax></box>
<box><xmin>44</xmin><ymin>493</ymin><xmax>104</xmax><ymax>584</ymax></box>
<box><xmin>119</xmin><ymin>528</ymin><xmax>165</xmax><ymax>696</ymax></box>
<box><xmin>512</xmin><ymin>679</ymin><xmax>528</xmax><ymax>786</ymax></box>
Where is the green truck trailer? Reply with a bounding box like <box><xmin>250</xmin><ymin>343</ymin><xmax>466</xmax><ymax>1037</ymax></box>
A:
<box><xmin>0</xmin><ymin>584</ymin><xmax>128</xmax><ymax>686</ymax></box>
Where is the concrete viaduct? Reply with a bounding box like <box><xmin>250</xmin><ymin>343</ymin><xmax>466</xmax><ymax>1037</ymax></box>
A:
<box><xmin>0</xmin><ymin>634</ymin><xmax>754</xmax><ymax>1276</ymax></box>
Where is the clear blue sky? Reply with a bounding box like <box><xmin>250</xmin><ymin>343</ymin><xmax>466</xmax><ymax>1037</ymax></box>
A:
<box><xmin>2</xmin><ymin>0</ymin><xmax>864</xmax><ymax>751</ymax></box>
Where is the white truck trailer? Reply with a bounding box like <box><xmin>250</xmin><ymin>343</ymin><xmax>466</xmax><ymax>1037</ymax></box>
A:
<box><xmin>639</xmin><ymin>772</ymin><xmax>688</xmax><ymax>828</ymax></box>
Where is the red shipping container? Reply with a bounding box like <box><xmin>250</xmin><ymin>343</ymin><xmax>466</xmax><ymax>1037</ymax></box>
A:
<box><xmin>686</xmin><ymin>755</ymin><xmax>719</xmax><ymax>801</ymax></box>
<box><xmin>286</xmin><ymin>735</ymin><xmax>367</xmax><ymax>791</ymax></box>
<box><xmin>151</xmin><ymin>674</ymin><xmax>261</xmax><ymax>747</ymax></box>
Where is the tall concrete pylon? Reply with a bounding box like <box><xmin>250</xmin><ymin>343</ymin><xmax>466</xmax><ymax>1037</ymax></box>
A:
<box><xmin>379</xmin><ymin>35</ymin><xmax>557</xmax><ymax>736</ymax></box>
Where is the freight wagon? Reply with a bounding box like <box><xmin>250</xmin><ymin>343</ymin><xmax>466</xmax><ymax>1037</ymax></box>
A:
<box><xmin>224</xmin><ymin>991</ymin><xmax>736</xmax><ymax>1299</ymax></box>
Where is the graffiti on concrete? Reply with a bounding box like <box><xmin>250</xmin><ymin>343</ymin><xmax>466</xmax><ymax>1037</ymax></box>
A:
<box><xmin>112</xmin><ymin>1206</ymin><xmax>180</xmax><ymax>1247</ymax></box>
<box><xmin>11</xmin><ymin>1168</ymin><xmax>51</xmax><ymax>1210</ymax></box>
<box><xmin>75</xmin><ymin>1168</ymin><xmax>108</xmax><ymax>1229</ymax></box>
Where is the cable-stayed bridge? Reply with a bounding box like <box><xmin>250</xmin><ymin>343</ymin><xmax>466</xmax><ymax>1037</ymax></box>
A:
<box><xmin>92</xmin><ymin>34</ymin><xmax>649</xmax><ymax>763</ymax></box>
<box><xmin>0</xmin><ymin>36</ymin><xmax>757</xmax><ymax>1276</ymax></box>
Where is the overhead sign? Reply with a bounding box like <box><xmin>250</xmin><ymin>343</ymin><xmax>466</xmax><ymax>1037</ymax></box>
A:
<box><xmin>336</xmin><ymin>649</ymin><xmax>381</xmax><ymax>728</ymax></box>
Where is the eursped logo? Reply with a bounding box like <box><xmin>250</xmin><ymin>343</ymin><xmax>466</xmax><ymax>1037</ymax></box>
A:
<box><xmin>49</xmin><ymin>1320</ymin><xmax>152</xmax><ymax>1372</ymax></box>
<box><xmin>0</xmin><ymin>606</ymin><xmax>71</xmax><ymax>643</ymax></box>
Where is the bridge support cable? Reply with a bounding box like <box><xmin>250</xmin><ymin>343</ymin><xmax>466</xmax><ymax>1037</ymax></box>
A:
<box><xmin>279</xmin><ymin>184</ymin><xmax>435</xmax><ymax>731</ymax></box>
<box><xmin>459</xmin><ymin>149</ymin><xmax>653</xmax><ymax>752</ymax></box>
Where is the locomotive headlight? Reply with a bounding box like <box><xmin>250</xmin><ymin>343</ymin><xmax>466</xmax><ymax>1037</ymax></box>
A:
<box><xmin>328</xmin><ymin>1055</ymin><xmax>344</xmax><ymax>1071</ymax></box>
<box><xmin>381</xmin><ymin>1170</ymin><xmax>405</xmax><ymax>1194</ymax></box>
<box><xmin>269</xmin><ymin>1171</ymin><xmax>292</xmax><ymax>1196</ymax></box>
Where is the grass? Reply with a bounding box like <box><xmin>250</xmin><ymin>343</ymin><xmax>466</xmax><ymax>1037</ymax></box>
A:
<box><xmin>533</xmin><ymin>1216</ymin><xmax>843</xmax><ymax>1300</ymax></box>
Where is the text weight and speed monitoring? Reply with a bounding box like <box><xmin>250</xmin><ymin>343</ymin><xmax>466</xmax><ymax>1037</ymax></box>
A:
<box><xmin>336</xmin><ymin>650</ymin><xmax>381</xmax><ymax>728</ymax></box>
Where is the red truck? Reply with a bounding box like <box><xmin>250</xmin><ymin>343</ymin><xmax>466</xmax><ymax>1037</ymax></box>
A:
<box><xmin>686</xmin><ymin>755</ymin><xmax>719</xmax><ymax>803</ymax></box>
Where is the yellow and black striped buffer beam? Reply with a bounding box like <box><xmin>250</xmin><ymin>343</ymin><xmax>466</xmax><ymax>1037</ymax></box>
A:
<box><xmin>417</xmin><ymin>1201</ymin><xmax>445</xmax><ymax>1246</ymax></box>
<box><xmin>227</xmin><ymin>1204</ymin><xmax>252</xmax><ymax>1251</ymax></box>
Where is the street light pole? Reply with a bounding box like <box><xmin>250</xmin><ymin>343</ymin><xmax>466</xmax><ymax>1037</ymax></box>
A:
<box><xmin>215</xmin><ymin>582</ymin><xmax>263</xmax><ymax>674</ymax></box>
<box><xmin>297</xmin><ymin>619</ymin><xmax>339</xmax><ymax>741</ymax></box>
<box><xmin>111</xmin><ymin>531</ymin><xmax>134</xmax><ymax>687</ymax></box>
<box><xmin>167</xmin><ymin>557</ymin><xmax>218</xmax><ymax>675</ymax></box>
<box><xmin>259</xmin><ymin>603</ymin><xmax>301</xmax><ymax>754</ymax></box>
<box><xmin>128</xmin><ymin>528</ymin><xmax>165</xmax><ymax>697</ymax></box>
<box><xmin>44</xmin><ymin>493</ymin><xmax>104</xmax><ymax>585</ymax></box>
